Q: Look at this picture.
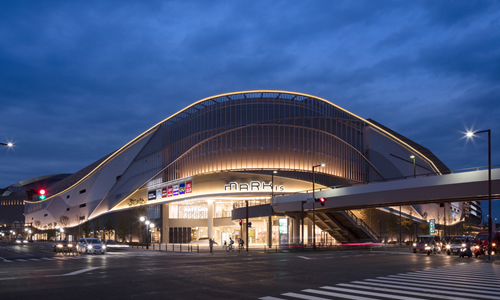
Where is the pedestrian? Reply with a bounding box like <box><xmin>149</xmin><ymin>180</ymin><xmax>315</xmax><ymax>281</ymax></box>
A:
<box><xmin>209</xmin><ymin>238</ymin><xmax>214</xmax><ymax>253</ymax></box>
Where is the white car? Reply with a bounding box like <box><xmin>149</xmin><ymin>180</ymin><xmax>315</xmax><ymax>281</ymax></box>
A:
<box><xmin>77</xmin><ymin>238</ymin><xmax>106</xmax><ymax>254</ymax></box>
<box><xmin>15</xmin><ymin>237</ymin><xmax>28</xmax><ymax>244</ymax></box>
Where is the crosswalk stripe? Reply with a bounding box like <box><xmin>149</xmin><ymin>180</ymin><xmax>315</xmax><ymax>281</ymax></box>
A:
<box><xmin>284</xmin><ymin>291</ymin><xmax>372</xmax><ymax>300</ymax></box>
<box><xmin>384</xmin><ymin>275</ymin><xmax>500</xmax><ymax>292</ymax></box>
<box><xmin>259</xmin><ymin>297</ymin><xmax>286</xmax><ymax>300</ymax></box>
<box><xmin>355</xmin><ymin>280</ymin><xmax>499</xmax><ymax>299</ymax></box>
<box><xmin>29</xmin><ymin>259</ymin><xmax>41</xmax><ymax>261</ymax></box>
<box><xmin>41</xmin><ymin>257</ymin><xmax>54</xmax><ymax>260</ymax></box>
<box><xmin>2</xmin><ymin>259</ymin><xmax>13</xmax><ymax>263</ymax></box>
<box><xmin>312</xmin><ymin>287</ymin><xmax>421</xmax><ymax>300</ymax></box>
<box><xmin>397</xmin><ymin>272</ymin><xmax>500</xmax><ymax>284</ymax></box>
<box><xmin>337</xmin><ymin>283</ymin><xmax>472</xmax><ymax>300</ymax></box>
<box><xmin>15</xmin><ymin>259</ymin><xmax>27</xmax><ymax>262</ymax></box>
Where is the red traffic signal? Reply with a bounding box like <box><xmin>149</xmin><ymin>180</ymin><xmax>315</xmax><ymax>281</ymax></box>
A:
<box><xmin>239</xmin><ymin>219</ymin><xmax>242</xmax><ymax>225</ymax></box>
<box><xmin>38</xmin><ymin>189</ymin><xmax>46</xmax><ymax>200</ymax></box>
<box><xmin>316</xmin><ymin>197</ymin><xmax>326</xmax><ymax>206</ymax></box>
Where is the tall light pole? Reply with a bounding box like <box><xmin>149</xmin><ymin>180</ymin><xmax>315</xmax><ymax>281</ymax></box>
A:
<box><xmin>467</xmin><ymin>129</ymin><xmax>492</xmax><ymax>260</ymax></box>
<box><xmin>312</xmin><ymin>163</ymin><xmax>325</xmax><ymax>250</ymax></box>
<box><xmin>1</xmin><ymin>142</ymin><xmax>13</xmax><ymax>147</ymax></box>
<box><xmin>271</xmin><ymin>170</ymin><xmax>277</xmax><ymax>199</ymax></box>
<box><xmin>145</xmin><ymin>220</ymin><xmax>151</xmax><ymax>249</ymax></box>
<box><xmin>410</xmin><ymin>155</ymin><xmax>416</xmax><ymax>178</ymax></box>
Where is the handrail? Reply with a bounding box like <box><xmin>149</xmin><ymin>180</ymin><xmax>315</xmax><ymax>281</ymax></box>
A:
<box><xmin>344</xmin><ymin>210</ymin><xmax>378</xmax><ymax>240</ymax></box>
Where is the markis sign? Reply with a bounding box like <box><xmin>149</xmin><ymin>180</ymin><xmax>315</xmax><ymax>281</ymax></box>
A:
<box><xmin>224</xmin><ymin>181</ymin><xmax>284</xmax><ymax>192</ymax></box>
<box><xmin>148</xmin><ymin>181</ymin><xmax>192</xmax><ymax>201</ymax></box>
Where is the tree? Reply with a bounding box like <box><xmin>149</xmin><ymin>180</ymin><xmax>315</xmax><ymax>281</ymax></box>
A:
<box><xmin>75</xmin><ymin>212</ymin><xmax>85</xmax><ymax>240</ymax></box>
<box><xmin>94</xmin><ymin>219</ymin><xmax>100</xmax><ymax>238</ymax></box>
<box><xmin>387</xmin><ymin>208</ymin><xmax>398</xmax><ymax>242</ymax></box>
<box><xmin>129</xmin><ymin>198</ymin><xmax>147</xmax><ymax>243</ymax></box>
<box><xmin>420</xmin><ymin>212</ymin><xmax>429</xmax><ymax>235</ymax></box>
<box><xmin>59</xmin><ymin>215</ymin><xmax>70</xmax><ymax>228</ymax></box>
<box><xmin>116</xmin><ymin>216</ymin><xmax>129</xmax><ymax>242</ymax></box>
<box><xmin>82</xmin><ymin>221</ymin><xmax>91</xmax><ymax>238</ymax></box>
<box><xmin>104</xmin><ymin>218</ymin><xmax>114</xmax><ymax>241</ymax></box>
<box><xmin>401</xmin><ymin>208</ymin><xmax>414</xmax><ymax>241</ymax></box>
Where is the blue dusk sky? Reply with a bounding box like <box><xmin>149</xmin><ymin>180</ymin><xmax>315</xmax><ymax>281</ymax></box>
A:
<box><xmin>1</xmin><ymin>1</ymin><xmax>499</xmax><ymax>217</ymax></box>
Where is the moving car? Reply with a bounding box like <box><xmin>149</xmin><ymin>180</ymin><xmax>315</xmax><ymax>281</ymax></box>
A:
<box><xmin>52</xmin><ymin>240</ymin><xmax>73</xmax><ymax>252</ymax></box>
<box><xmin>105</xmin><ymin>240</ymin><xmax>129</xmax><ymax>250</ymax></box>
<box><xmin>413</xmin><ymin>235</ymin><xmax>442</xmax><ymax>254</ymax></box>
<box><xmin>445</xmin><ymin>238</ymin><xmax>466</xmax><ymax>255</ymax></box>
<box><xmin>475</xmin><ymin>231</ymin><xmax>500</xmax><ymax>254</ymax></box>
<box><xmin>76</xmin><ymin>238</ymin><xmax>106</xmax><ymax>254</ymax></box>
<box><xmin>15</xmin><ymin>237</ymin><xmax>28</xmax><ymax>244</ymax></box>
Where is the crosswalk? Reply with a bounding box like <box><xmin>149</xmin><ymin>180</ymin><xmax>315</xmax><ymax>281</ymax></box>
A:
<box><xmin>259</xmin><ymin>263</ymin><xmax>500</xmax><ymax>300</ymax></box>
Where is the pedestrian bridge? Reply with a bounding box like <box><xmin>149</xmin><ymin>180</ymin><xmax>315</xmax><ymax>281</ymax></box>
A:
<box><xmin>271</xmin><ymin>168</ymin><xmax>500</xmax><ymax>213</ymax></box>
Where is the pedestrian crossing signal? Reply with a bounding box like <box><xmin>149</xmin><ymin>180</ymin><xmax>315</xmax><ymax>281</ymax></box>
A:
<box><xmin>38</xmin><ymin>189</ymin><xmax>46</xmax><ymax>201</ymax></box>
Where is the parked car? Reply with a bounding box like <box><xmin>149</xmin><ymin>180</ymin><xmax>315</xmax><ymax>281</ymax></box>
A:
<box><xmin>76</xmin><ymin>238</ymin><xmax>106</xmax><ymax>254</ymax></box>
<box><xmin>52</xmin><ymin>240</ymin><xmax>73</xmax><ymax>252</ymax></box>
<box><xmin>413</xmin><ymin>235</ymin><xmax>442</xmax><ymax>254</ymax></box>
<box><xmin>15</xmin><ymin>237</ymin><xmax>28</xmax><ymax>244</ymax></box>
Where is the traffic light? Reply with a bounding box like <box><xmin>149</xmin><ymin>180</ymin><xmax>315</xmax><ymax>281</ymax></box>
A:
<box><xmin>316</xmin><ymin>197</ymin><xmax>326</xmax><ymax>206</ymax></box>
<box><xmin>239</xmin><ymin>219</ymin><xmax>242</xmax><ymax>226</ymax></box>
<box><xmin>38</xmin><ymin>189</ymin><xmax>46</xmax><ymax>201</ymax></box>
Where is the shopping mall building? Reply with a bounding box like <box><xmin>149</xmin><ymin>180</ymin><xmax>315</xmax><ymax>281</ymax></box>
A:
<box><xmin>22</xmin><ymin>90</ymin><xmax>474</xmax><ymax>245</ymax></box>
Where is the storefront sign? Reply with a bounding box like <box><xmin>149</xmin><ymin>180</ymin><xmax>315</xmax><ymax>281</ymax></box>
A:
<box><xmin>186</xmin><ymin>182</ymin><xmax>192</xmax><ymax>193</ymax></box>
<box><xmin>224</xmin><ymin>181</ymin><xmax>284</xmax><ymax>192</ymax></box>
<box><xmin>429</xmin><ymin>219</ymin><xmax>435</xmax><ymax>234</ymax></box>
<box><xmin>162</xmin><ymin>187</ymin><xmax>167</xmax><ymax>198</ymax></box>
<box><xmin>179</xmin><ymin>183</ymin><xmax>185</xmax><ymax>195</ymax></box>
<box><xmin>156</xmin><ymin>188</ymin><xmax>162</xmax><ymax>200</ymax></box>
<box><xmin>173</xmin><ymin>185</ymin><xmax>179</xmax><ymax>196</ymax></box>
<box><xmin>167</xmin><ymin>186</ymin><xmax>173</xmax><ymax>197</ymax></box>
<box><xmin>148</xmin><ymin>191</ymin><xmax>156</xmax><ymax>200</ymax></box>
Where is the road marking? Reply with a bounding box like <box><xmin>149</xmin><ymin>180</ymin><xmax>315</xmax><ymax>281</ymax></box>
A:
<box><xmin>284</xmin><ymin>291</ymin><xmax>371</xmax><ymax>300</ymax></box>
<box><xmin>46</xmin><ymin>267</ymin><xmax>102</xmax><ymax>277</ymax></box>
<box><xmin>296</xmin><ymin>256</ymin><xmax>312</xmax><ymax>260</ymax></box>
<box><xmin>337</xmin><ymin>283</ymin><xmax>472</xmax><ymax>300</ymax></box>
<box><xmin>0</xmin><ymin>278</ymin><xmax>16</xmax><ymax>281</ymax></box>
<box><xmin>314</xmin><ymin>287</ymin><xmax>425</xmax><ymax>300</ymax></box>
<box><xmin>29</xmin><ymin>258</ymin><xmax>41</xmax><ymax>261</ymax></box>
<box><xmin>15</xmin><ymin>259</ymin><xmax>27</xmax><ymax>262</ymax></box>
<box><xmin>259</xmin><ymin>297</ymin><xmax>285</xmax><ymax>300</ymax></box>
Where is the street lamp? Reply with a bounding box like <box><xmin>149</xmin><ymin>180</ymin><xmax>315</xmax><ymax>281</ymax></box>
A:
<box><xmin>410</xmin><ymin>155</ymin><xmax>416</xmax><ymax>178</ymax></box>
<box><xmin>312</xmin><ymin>163</ymin><xmax>325</xmax><ymax>250</ymax></box>
<box><xmin>149</xmin><ymin>223</ymin><xmax>155</xmax><ymax>246</ymax></box>
<box><xmin>1</xmin><ymin>142</ymin><xmax>13</xmax><ymax>147</ymax></box>
<box><xmin>143</xmin><ymin>219</ymin><xmax>150</xmax><ymax>249</ymax></box>
<box><xmin>271</xmin><ymin>170</ymin><xmax>278</xmax><ymax>198</ymax></box>
<box><xmin>466</xmin><ymin>129</ymin><xmax>492</xmax><ymax>259</ymax></box>
<box><xmin>60</xmin><ymin>228</ymin><xmax>64</xmax><ymax>241</ymax></box>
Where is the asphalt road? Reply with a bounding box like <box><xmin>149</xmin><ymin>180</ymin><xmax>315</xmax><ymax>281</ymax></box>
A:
<box><xmin>0</xmin><ymin>242</ymin><xmax>495</xmax><ymax>300</ymax></box>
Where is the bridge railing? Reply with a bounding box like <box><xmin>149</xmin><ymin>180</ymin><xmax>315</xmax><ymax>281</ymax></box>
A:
<box><xmin>272</xmin><ymin>164</ymin><xmax>500</xmax><ymax>200</ymax></box>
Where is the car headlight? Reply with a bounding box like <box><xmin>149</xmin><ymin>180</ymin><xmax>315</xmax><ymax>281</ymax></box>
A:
<box><xmin>413</xmin><ymin>243</ymin><xmax>416</xmax><ymax>247</ymax></box>
<box><xmin>16</xmin><ymin>240</ymin><xmax>21</xmax><ymax>243</ymax></box>
<box><xmin>493</xmin><ymin>243</ymin><xmax>496</xmax><ymax>247</ymax></box>
<box><xmin>23</xmin><ymin>240</ymin><xmax>28</xmax><ymax>243</ymax></box>
<box><xmin>68</xmin><ymin>244</ymin><xmax>73</xmax><ymax>247</ymax></box>
<box><xmin>425</xmin><ymin>244</ymin><xmax>428</xmax><ymax>247</ymax></box>
<box><xmin>88</xmin><ymin>245</ymin><xmax>93</xmax><ymax>249</ymax></box>
<box><xmin>102</xmin><ymin>245</ymin><xmax>106</xmax><ymax>249</ymax></box>
<box><xmin>425</xmin><ymin>246</ymin><xmax>431</xmax><ymax>250</ymax></box>
<box><xmin>446</xmin><ymin>245</ymin><xmax>450</xmax><ymax>249</ymax></box>
<box><xmin>462</xmin><ymin>244</ymin><xmax>466</xmax><ymax>247</ymax></box>
<box><xmin>57</xmin><ymin>244</ymin><xmax>63</xmax><ymax>248</ymax></box>
<box><xmin>475</xmin><ymin>245</ymin><xmax>480</xmax><ymax>249</ymax></box>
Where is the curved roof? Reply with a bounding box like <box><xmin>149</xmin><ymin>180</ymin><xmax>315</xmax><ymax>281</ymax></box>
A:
<box><xmin>44</xmin><ymin>90</ymin><xmax>443</xmax><ymax>201</ymax></box>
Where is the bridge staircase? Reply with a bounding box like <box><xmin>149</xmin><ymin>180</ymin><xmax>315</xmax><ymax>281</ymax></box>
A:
<box><xmin>310</xmin><ymin>210</ymin><xmax>379</xmax><ymax>243</ymax></box>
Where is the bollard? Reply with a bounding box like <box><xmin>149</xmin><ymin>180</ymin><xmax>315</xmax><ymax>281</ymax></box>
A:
<box><xmin>197</xmin><ymin>244</ymin><xmax>199</xmax><ymax>253</ymax></box>
<box><xmin>172</xmin><ymin>243</ymin><xmax>174</xmax><ymax>251</ymax></box>
<box><xmin>153</xmin><ymin>243</ymin><xmax>155</xmax><ymax>250</ymax></box>
<box><xmin>275</xmin><ymin>245</ymin><xmax>277</xmax><ymax>253</ymax></box>
<box><xmin>180</xmin><ymin>244</ymin><xmax>182</xmax><ymax>252</ymax></box>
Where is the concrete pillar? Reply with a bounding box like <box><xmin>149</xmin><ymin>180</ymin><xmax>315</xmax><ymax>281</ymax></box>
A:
<box><xmin>207</xmin><ymin>200</ymin><xmax>214</xmax><ymax>239</ymax></box>
<box><xmin>161</xmin><ymin>203</ymin><xmax>169</xmax><ymax>243</ymax></box>
<box><xmin>267</xmin><ymin>216</ymin><xmax>272</xmax><ymax>248</ymax></box>
<box><xmin>293</xmin><ymin>215</ymin><xmax>300</xmax><ymax>244</ymax></box>
<box><xmin>307</xmin><ymin>218</ymin><xmax>313</xmax><ymax>245</ymax></box>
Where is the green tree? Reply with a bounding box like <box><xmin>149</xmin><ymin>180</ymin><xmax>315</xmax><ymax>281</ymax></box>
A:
<box><xmin>104</xmin><ymin>218</ymin><xmax>114</xmax><ymax>241</ymax></box>
<box><xmin>401</xmin><ymin>208</ymin><xmax>414</xmax><ymax>241</ymax></box>
<box><xmin>387</xmin><ymin>208</ymin><xmax>398</xmax><ymax>242</ymax></box>
<box><xmin>116</xmin><ymin>216</ymin><xmax>129</xmax><ymax>242</ymax></box>
<box><xmin>420</xmin><ymin>212</ymin><xmax>429</xmax><ymax>235</ymax></box>
<box><xmin>82</xmin><ymin>221</ymin><xmax>91</xmax><ymax>238</ymax></box>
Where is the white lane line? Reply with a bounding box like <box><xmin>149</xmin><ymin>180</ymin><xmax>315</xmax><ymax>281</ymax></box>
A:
<box><xmin>29</xmin><ymin>258</ymin><xmax>41</xmax><ymax>261</ymax></box>
<box><xmin>16</xmin><ymin>259</ymin><xmax>27</xmax><ymax>262</ymax></box>
<box><xmin>0</xmin><ymin>278</ymin><xmax>16</xmax><ymax>281</ymax></box>
<box><xmin>282</xmin><ymin>292</ymin><xmax>340</xmax><ymax>300</ymax></box>
<box><xmin>259</xmin><ymin>297</ymin><xmax>286</xmax><ymax>300</ymax></box>
<box><xmin>46</xmin><ymin>267</ymin><xmax>101</xmax><ymax>277</ymax></box>
<box><xmin>336</xmin><ymin>283</ymin><xmax>471</xmax><ymax>300</ymax></box>
<box><xmin>296</xmin><ymin>256</ymin><xmax>313</xmax><ymax>260</ymax></box>
<box><xmin>314</xmin><ymin>287</ymin><xmax>421</xmax><ymax>300</ymax></box>
<box><xmin>40</xmin><ymin>257</ymin><xmax>54</xmax><ymax>260</ymax></box>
